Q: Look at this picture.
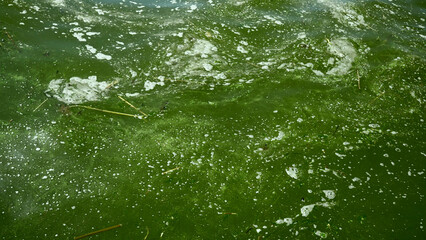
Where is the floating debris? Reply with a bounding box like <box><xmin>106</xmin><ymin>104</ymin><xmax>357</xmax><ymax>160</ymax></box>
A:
<box><xmin>74</xmin><ymin>224</ymin><xmax>122</xmax><ymax>240</ymax></box>
<box><xmin>144</xmin><ymin>227</ymin><xmax>149</xmax><ymax>240</ymax></box>
<box><xmin>162</xmin><ymin>167</ymin><xmax>181</xmax><ymax>175</ymax></box>
<box><xmin>33</xmin><ymin>98</ymin><xmax>48</xmax><ymax>112</ymax></box>
<box><xmin>118</xmin><ymin>95</ymin><xmax>148</xmax><ymax>117</ymax></box>
<box><xmin>70</xmin><ymin>105</ymin><xmax>144</xmax><ymax>119</ymax></box>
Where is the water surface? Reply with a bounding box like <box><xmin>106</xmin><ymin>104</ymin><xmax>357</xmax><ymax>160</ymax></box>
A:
<box><xmin>0</xmin><ymin>0</ymin><xmax>425</xmax><ymax>239</ymax></box>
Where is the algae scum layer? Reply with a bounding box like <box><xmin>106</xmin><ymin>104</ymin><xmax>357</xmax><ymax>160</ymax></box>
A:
<box><xmin>0</xmin><ymin>0</ymin><xmax>425</xmax><ymax>239</ymax></box>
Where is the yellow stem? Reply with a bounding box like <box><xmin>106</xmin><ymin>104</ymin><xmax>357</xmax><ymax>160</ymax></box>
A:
<box><xmin>144</xmin><ymin>227</ymin><xmax>149</xmax><ymax>240</ymax></box>
<box><xmin>118</xmin><ymin>95</ymin><xmax>147</xmax><ymax>116</ymax></box>
<box><xmin>70</xmin><ymin>105</ymin><xmax>142</xmax><ymax>119</ymax></box>
<box><xmin>74</xmin><ymin>224</ymin><xmax>122</xmax><ymax>240</ymax></box>
<box><xmin>162</xmin><ymin>167</ymin><xmax>181</xmax><ymax>175</ymax></box>
<box><xmin>33</xmin><ymin>99</ymin><xmax>48</xmax><ymax>112</ymax></box>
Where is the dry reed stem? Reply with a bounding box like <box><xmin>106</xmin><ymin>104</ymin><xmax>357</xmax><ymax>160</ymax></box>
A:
<box><xmin>118</xmin><ymin>95</ymin><xmax>147</xmax><ymax>116</ymax></box>
<box><xmin>70</xmin><ymin>105</ymin><xmax>143</xmax><ymax>119</ymax></box>
<box><xmin>74</xmin><ymin>224</ymin><xmax>122</xmax><ymax>240</ymax></box>
<box><xmin>144</xmin><ymin>227</ymin><xmax>149</xmax><ymax>240</ymax></box>
<box><xmin>357</xmin><ymin>70</ymin><xmax>361</xmax><ymax>90</ymax></box>
<box><xmin>162</xmin><ymin>167</ymin><xmax>181</xmax><ymax>175</ymax></box>
<box><xmin>223</xmin><ymin>212</ymin><xmax>237</xmax><ymax>215</ymax></box>
<box><xmin>369</xmin><ymin>91</ymin><xmax>386</xmax><ymax>105</ymax></box>
<box><xmin>105</xmin><ymin>80</ymin><xmax>119</xmax><ymax>89</ymax></box>
<box><xmin>33</xmin><ymin>99</ymin><xmax>48</xmax><ymax>112</ymax></box>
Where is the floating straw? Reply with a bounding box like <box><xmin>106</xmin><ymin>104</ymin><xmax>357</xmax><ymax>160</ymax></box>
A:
<box><xmin>74</xmin><ymin>224</ymin><xmax>122</xmax><ymax>240</ymax></box>
<box><xmin>248</xmin><ymin>62</ymin><xmax>262</xmax><ymax>69</ymax></box>
<box><xmin>118</xmin><ymin>95</ymin><xmax>147</xmax><ymax>117</ymax></box>
<box><xmin>144</xmin><ymin>227</ymin><xmax>149</xmax><ymax>240</ymax></box>
<box><xmin>33</xmin><ymin>99</ymin><xmax>48</xmax><ymax>112</ymax></box>
<box><xmin>357</xmin><ymin>70</ymin><xmax>361</xmax><ymax>90</ymax></box>
<box><xmin>70</xmin><ymin>105</ymin><xmax>143</xmax><ymax>119</ymax></box>
<box><xmin>369</xmin><ymin>91</ymin><xmax>386</xmax><ymax>105</ymax></box>
<box><xmin>223</xmin><ymin>212</ymin><xmax>237</xmax><ymax>215</ymax></box>
<box><xmin>105</xmin><ymin>79</ymin><xmax>119</xmax><ymax>89</ymax></box>
<box><xmin>162</xmin><ymin>167</ymin><xmax>181</xmax><ymax>175</ymax></box>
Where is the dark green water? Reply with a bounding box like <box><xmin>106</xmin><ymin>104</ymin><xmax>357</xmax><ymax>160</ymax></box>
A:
<box><xmin>1</xmin><ymin>0</ymin><xmax>425</xmax><ymax>239</ymax></box>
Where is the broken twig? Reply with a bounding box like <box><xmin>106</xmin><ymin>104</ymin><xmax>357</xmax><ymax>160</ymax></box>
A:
<box><xmin>33</xmin><ymin>99</ymin><xmax>48</xmax><ymax>112</ymax></box>
<box><xmin>369</xmin><ymin>91</ymin><xmax>386</xmax><ymax>105</ymax></box>
<box><xmin>74</xmin><ymin>224</ymin><xmax>122</xmax><ymax>240</ymax></box>
<box><xmin>162</xmin><ymin>167</ymin><xmax>181</xmax><ymax>175</ymax></box>
<box><xmin>357</xmin><ymin>70</ymin><xmax>361</xmax><ymax>90</ymax></box>
<box><xmin>70</xmin><ymin>105</ymin><xmax>143</xmax><ymax>119</ymax></box>
<box><xmin>105</xmin><ymin>79</ymin><xmax>119</xmax><ymax>89</ymax></box>
<box><xmin>223</xmin><ymin>212</ymin><xmax>237</xmax><ymax>215</ymax></box>
<box><xmin>118</xmin><ymin>95</ymin><xmax>147</xmax><ymax>117</ymax></box>
<box><xmin>144</xmin><ymin>227</ymin><xmax>149</xmax><ymax>240</ymax></box>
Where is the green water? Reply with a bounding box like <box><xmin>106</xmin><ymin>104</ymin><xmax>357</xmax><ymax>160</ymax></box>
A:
<box><xmin>1</xmin><ymin>0</ymin><xmax>425</xmax><ymax>239</ymax></box>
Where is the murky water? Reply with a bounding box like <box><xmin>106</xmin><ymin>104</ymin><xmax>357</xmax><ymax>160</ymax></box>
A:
<box><xmin>1</xmin><ymin>0</ymin><xmax>425</xmax><ymax>239</ymax></box>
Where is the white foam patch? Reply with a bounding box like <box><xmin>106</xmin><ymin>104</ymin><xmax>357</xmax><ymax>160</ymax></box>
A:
<box><xmin>264</xmin><ymin>15</ymin><xmax>283</xmax><ymax>25</ymax></box>
<box><xmin>203</xmin><ymin>63</ymin><xmax>213</xmax><ymax>71</ymax></box>
<box><xmin>95</xmin><ymin>53</ymin><xmax>112</xmax><ymax>60</ymax></box>
<box><xmin>50</xmin><ymin>0</ymin><xmax>65</xmax><ymax>7</ymax></box>
<box><xmin>46</xmin><ymin>76</ymin><xmax>110</xmax><ymax>104</ymax></box>
<box><xmin>72</xmin><ymin>32</ymin><xmax>86</xmax><ymax>42</ymax></box>
<box><xmin>266</xmin><ymin>131</ymin><xmax>285</xmax><ymax>141</ymax></box>
<box><xmin>286</xmin><ymin>167</ymin><xmax>299</xmax><ymax>179</ymax></box>
<box><xmin>326</xmin><ymin>38</ymin><xmax>357</xmax><ymax>76</ymax></box>
<box><xmin>276</xmin><ymin>218</ymin><xmax>293</xmax><ymax>226</ymax></box>
<box><xmin>125</xmin><ymin>93</ymin><xmax>140</xmax><ymax>97</ymax></box>
<box><xmin>237</xmin><ymin>45</ymin><xmax>248</xmax><ymax>54</ymax></box>
<box><xmin>144</xmin><ymin>77</ymin><xmax>165</xmax><ymax>91</ymax></box>
<box><xmin>323</xmin><ymin>190</ymin><xmax>336</xmax><ymax>200</ymax></box>
<box><xmin>301</xmin><ymin>204</ymin><xmax>315</xmax><ymax>217</ymax></box>
<box><xmin>86</xmin><ymin>32</ymin><xmax>100</xmax><ymax>36</ymax></box>
<box><xmin>164</xmin><ymin>38</ymin><xmax>222</xmax><ymax>78</ymax></box>
<box><xmin>318</xmin><ymin>0</ymin><xmax>367</xmax><ymax>29</ymax></box>
<box><xmin>85</xmin><ymin>45</ymin><xmax>97</xmax><ymax>54</ymax></box>
<box><xmin>185</xmin><ymin>39</ymin><xmax>217</xmax><ymax>58</ymax></box>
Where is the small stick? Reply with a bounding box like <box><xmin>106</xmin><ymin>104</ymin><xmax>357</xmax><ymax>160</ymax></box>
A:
<box><xmin>248</xmin><ymin>62</ymin><xmax>262</xmax><ymax>69</ymax></box>
<box><xmin>162</xmin><ymin>167</ymin><xmax>181</xmax><ymax>175</ymax></box>
<box><xmin>357</xmin><ymin>70</ymin><xmax>361</xmax><ymax>90</ymax></box>
<box><xmin>74</xmin><ymin>224</ymin><xmax>122</xmax><ymax>240</ymax></box>
<box><xmin>118</xmin><ymin>95</ymin><xmax>147</xmax><ymax>116</ymax></box>
<box><xmin>325</xmin><ymin>38</ymin><xmax>331</xmax><ymax>45</ymax></box>
<box><xmin>33</xmin><ymin>99</ymin><xmax>48</xmax><ymax>112</ymax></box>
<box><xmin>4</xmin><ymin>31</ymin><xmax>18</xmax><ymax>48</ymax></box>
<box><xmin>369</xmin><ymin>91</ymin><xmax>386</xmax><ymax>105</ymax></box>
<box><xmin>223</xmin><ymin>212</ymin><xmax>237</xmax><ymax>215</ymax></box>
<box><xmin>164</xmin><ymin>78</ymin><xmax>187</xmax><ymax>82</ymax></box>
<box><xmin>144</xmin><ymin>227</ymin><xmax>149</xmax><ymax>240</ymax></box>
<box><xmin>105</xmin><ymin>80</ymin><xmax>119</xmax><ymax>89</ymax></box>
<box><xmin>70</xmin><ymin>105</ymin><xmax>143</xmax><ymax>119</ymax></box>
